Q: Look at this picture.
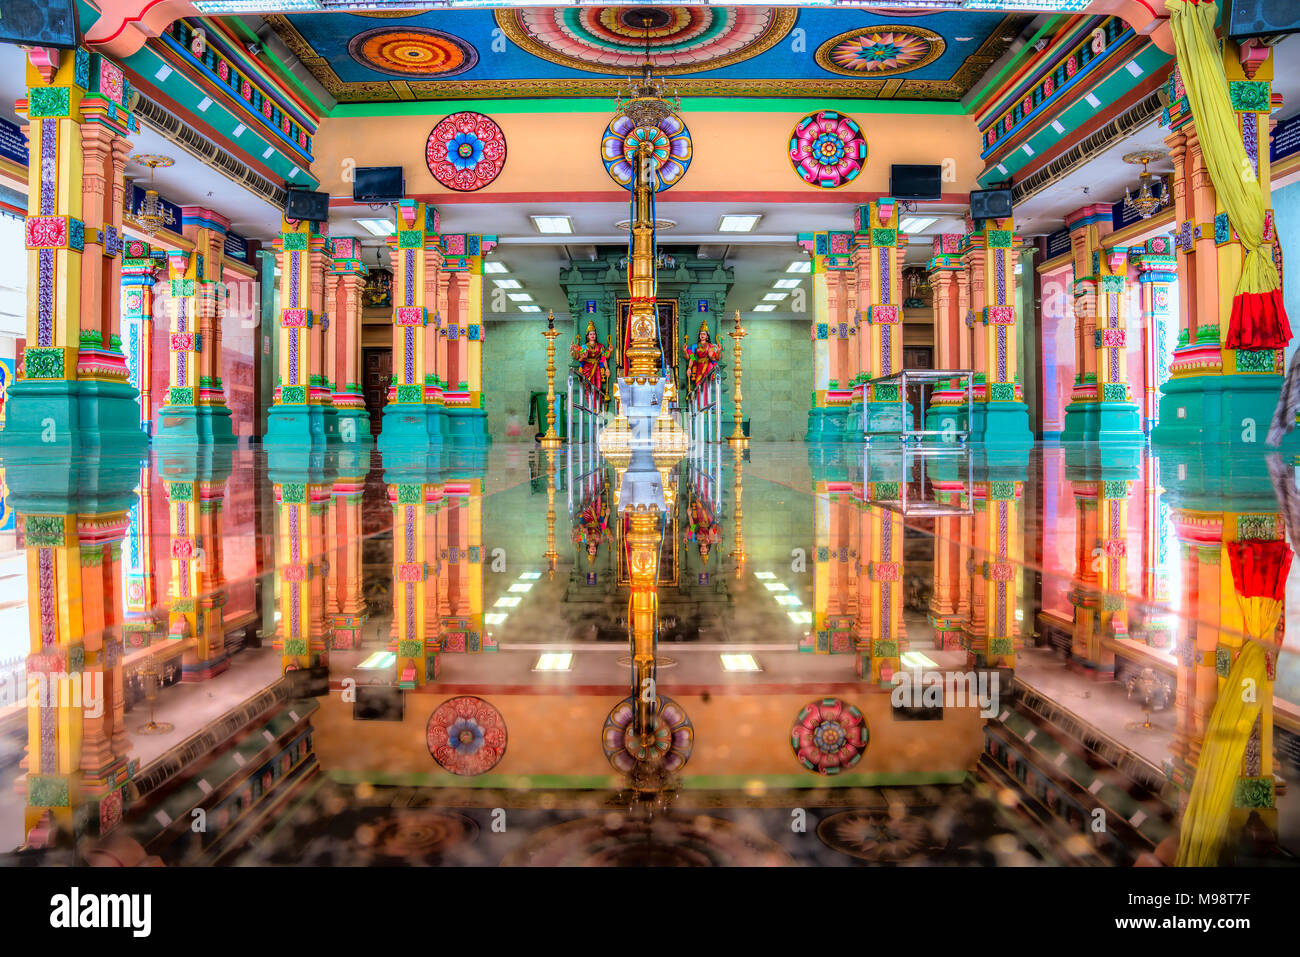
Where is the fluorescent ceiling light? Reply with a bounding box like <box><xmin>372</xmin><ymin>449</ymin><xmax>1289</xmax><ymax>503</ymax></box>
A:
<box><xmin>519</xmin><ymin>305</ymin><xmax>542</xmax><ymax>313</ymax></box>
<box><xmin>531</xmin><ymin>215</ymin><xmax>573</xmax><ymax>234</ymax></box>
<box><xmin>764</xmin><ymin>582</ymin><xmax>788</xmax><ymax>591</ymax></box>
<box><xmin>508</xmin><ymin>293</ymin><xmax>533</xmax><ymax>302</ymax></box>
<box><xmin>787</xmin><ymin>261</ymin><xmax>811</xmax><ymax>273</ymax></box>
<box><xmin>763</xmin><ymin>292</ymin><xmax>788</xmax><ymax>302</ymax></box>
<box><xmin>534</xmin><ymin>652</ymin><xmax>573</xmax><ymax>672</ymax></box>
<box><xmin>774</xmin><ymin>279</ymin><xmax>802</xmax><ymax>289</ymax></box>
<box><xmin>900</xmin><ymin>651</ymin><xmax>939</xmax><ymax>670</ymax></box>
<box><xmin>775</xmin><ymin>594</ymin><xmax>802</xmax><ymax>606</ymax></box>
<box><xmin>719</xmin><ymin>214</ymin><xmax>761</xmax><ymax>233</ymax></box>
<box><xmin>788</xmin><ymin>611</ymin><xmax>813</xmax><ymax>624</ymax></box>
<box><xmin>355</xmin><ymin>218</ymin><xmax>395</xmax><ymax>236</ymax></box>
<box><xmin>518</xmin><ymin>571</ymin><xmax>542</xmax><ymax>580</ymax></box>
<box><xmin>899</xmin><ymin>217</ymin><xmax>938</xmax><ymax>234</ymax></box>
<box><xmin>483</xmin><ymin>261</ymin><xmax>509</xmax><ymax>274</ymax></box>
<box><xmin>754</xmin><ymin>572</ymin><xmax>776</xmax><ymax>580</ymax></box>
<box><xmin>753</xmin><ymin>304</ymin><xmax>777</xmax><ymax>312</ymax></box>
<box><xmin>484</xmin><ymin>612</ymin><xmax>509</xmax><ymax>625</ymax></box>
<box><xmin>494</xmin><ymin>596</ymin><xmax>521</xmax><ymax>608</ymax></box>
<box><xmin>721</xmin><ymin>653</ymin><xmax>761</xmax><ymax>673</ymax></box>
<box><xmin>493</xmin><ymin>279</ymin><xmax>521</xmax><ymax>289</ymax></box>
<box><xmin>357</xmin><ymin>651</ymin><xmax>396</xmax><ymax>670</ymax></box>
<box><xmin>508</xmin><ymin>583</ymin><xmax>533</xmax><ymax>593</ymax></box>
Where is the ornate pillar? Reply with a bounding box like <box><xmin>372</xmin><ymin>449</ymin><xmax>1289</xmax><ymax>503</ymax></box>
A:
<box><xmin>1132</xmin><ymin>236</ymin><xmax>1177</xmax><ymax>433</ymax></box>
<box><xmin>1154</xmin><ymin>47</ymin><xmax>1283</xmax><ymax>446</ymax></box>
<box><xmin>15</xmin><ymin>482</ymin><xmax>134</xmax><ymax>850</ymax></box>
<box><xmin>158</xmin><ymin>207</ymin><xmax>236</xmax><ymax>444</ymax></box>
<box><xmin>163</xmin><ymin>458</ymin><xmax>231</xmax><ymax>680</ymax></box>
<box><xmin>267</xmin><ymin>215</ymin><xmax>332</xmax><ymax>445</ymax></box>
<box><xmin>439</xmin><ymin>479</ymin><xmax>491</xmax><ymax>655</ymax></box>
<box><xmin>925</xmin><ymin>234</ymin><xmax>967</xmax><ymax>429</ymax></box>
<box><xmin>3</xmin><ymin>48</ymin><xmax>144</xmax><ymax>450</ymax></box>
<box><xmin>1061</xmin><ymin>205</ymin><xmax>1141</xmax><ymax>440</ymax></box>
<box><xmin>274</xmin><ymin>477</ymin><xmax>333</xmax><ymax>675</ymax></box>
<box><xmin>326</xmin><ymin>237</ymin><xmax>370</xmax><ymax>443</ymax></box>
<box><xmin>799</xmin><ymin>231</ymin><xmax>852</xmax><ymax>440</ymax></box>
<box><xmin>378</xmin><ymin>200</ymin><xmax>443</xmax><ymax>453</ymax></box>
<box><xmin>862</xmin><ymin>501</ymin><xmax>904</xmax><ymax>683</ymax></box>
<box><xmin>120</xmin><ymin>242</ymin><xmax>161</xmax><ymax>434</ymax></box>
<box><xmin>975</xmin><ymin>480</ymin><xmax>1022</xmax><ymax>669</ymax></box>
<box><xmin>328</xmin><ymin>462</ymin><xmax>368</xmax><ymax>650</ymax></box>
<box><xmin>858</xmin><ymin>202</ymin><xmax>909</xmax><ymax>434</ymax></box>
<box><xmin>391</xmin><ymin>480</ymin><xmax>438</xmax><ymax>687</ymax></box>
<box><xmin>439</xmin><ymin>233</ymin><xmax>494</xmax><ymax>444</ymax></box>
<box><xmin>1168</xmin><ymin>506</ymin><xmax>1285</xmax><ymax>849</ymax></box>
<box><xmin>966</xmin><ymin>214</ymin><xmax>1031</xmax><ymax>446</ymax></box>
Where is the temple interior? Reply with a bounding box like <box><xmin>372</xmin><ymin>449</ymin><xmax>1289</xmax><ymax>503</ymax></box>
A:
<box><xmin>1</xmin><ymin>0</ymin><xmax>1299</xmax><ymax>870</ymax></box>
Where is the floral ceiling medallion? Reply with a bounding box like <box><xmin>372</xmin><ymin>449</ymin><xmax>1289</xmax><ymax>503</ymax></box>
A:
<box><xmin>426</xmin><ymin>111</ymin><xmax>508</xmax><ymax>192</ymax></box>
<box><xmin>815</xmin><ymin>25</ymin><xmax>945</xmax><ymax>78</ymax></box>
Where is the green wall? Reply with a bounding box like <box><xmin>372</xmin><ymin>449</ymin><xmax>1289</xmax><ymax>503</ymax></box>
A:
<box><xmin>483</xmin><ymin>318</ymin><xmax>574</xmax><ymax>441</ymax></box>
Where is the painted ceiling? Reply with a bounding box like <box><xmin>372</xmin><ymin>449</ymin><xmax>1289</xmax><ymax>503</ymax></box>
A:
<box><xmin>259</xmin><ymin>6</ymin><xmax>1030</xmax><ymax>103</ymax></box>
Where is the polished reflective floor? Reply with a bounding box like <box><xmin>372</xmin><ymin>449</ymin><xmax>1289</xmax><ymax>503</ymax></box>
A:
<box><xmin>0</xmin><ymin>440</ymin><xmax>1296</xmax><ymax>866</ymax></box>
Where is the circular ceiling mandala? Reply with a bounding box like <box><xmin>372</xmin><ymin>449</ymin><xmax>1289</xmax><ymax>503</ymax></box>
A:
<box><xmin>789</xmin><ymin>111</ymin><xmax>868</xmax><ymax>189</ymax></box>
<box><xmin>601</xmin><ymin>112</ymin><xmax>692</xmax><ymax>191</ymax></box>
<box><xmin>816</xmin><ymin>25</ymin><xmax>945</xmax><ymax>78</ymax></box>
<box><xmin>496</xmin><ymin>6</ymin><xmax>796</xmax><ymax>75</ymax></box>
<box><xmin>817</xmin><ymin>809</ymin><xmax>939</xmax><ymax>863</ymax></box>
<box><xmin>602</xmin><ymin>694</ymin><xmax>694</xmax><ymax>774</ymax></box>
<box><xmin>790</xmin><ymin>697</ymin><xmax>868</xmax><ymax>774</ymax></box>
<box><xmin>427</xmin><ymin>695</ymin><xmax>507</xmax><ymax>775</ymax></box>
<box><xmin>348</xmin><ymin>27</ymin><xmax>478</xmax><ymax>78</ymax></box>
<box><xmin>426</xmin><ymin>112</ymin><xmax>507</xmax><ymax>192</ymax></box>
<box><xmin>502</xmin><ymin>813</ymin><xmax>794</xmax><ymax>866</ymax></box>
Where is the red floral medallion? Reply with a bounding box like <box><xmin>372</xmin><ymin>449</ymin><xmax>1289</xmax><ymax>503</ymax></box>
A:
<box><xmin>427</xmin><ymin>696</ymin><xmax>507</xmax><ymax>775</ymax></box>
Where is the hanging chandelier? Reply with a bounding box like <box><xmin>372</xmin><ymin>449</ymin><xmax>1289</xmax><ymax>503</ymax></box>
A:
<box><xmin>1121</xmin><ymin>150</ymin><xmax>1168</xmax><ymax>220</ymax></box>
<box><xmin>126</xmin><ymin>154</ymin><xmax>175</xmax><ymax>237</ymax></box>
<box><xmin>613</xmin><ymin>15</ymin><xmax>681</xmax><ymax>128</ymax></box>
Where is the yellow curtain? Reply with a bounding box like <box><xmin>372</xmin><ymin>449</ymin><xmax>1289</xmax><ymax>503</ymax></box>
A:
<box><xmin>1165</xmin><ymin>0</ymin><xmax>1281</xmax><ymax>302</ymax></box>
<box><xmin>1175</xmin><ymin>640</ymin><xmax>1267</xmax><ymax>866</ymax></box>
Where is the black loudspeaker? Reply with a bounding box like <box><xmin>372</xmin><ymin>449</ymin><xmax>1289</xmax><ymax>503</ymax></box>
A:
<box><xmin>354</xmin><ymin>686</ymin><xmax>404</xmax><ymax>722</ymax></box>
<box><xmin>285</xmin><ymin>188</ymin><xmax>330</xmax><ymax>223</ymax></box>
<box><xmin>970</xmin><ymin>187</ymin><xmax>1013</xmax><ymax>222</ymax></box>
<box><xmin>287</xmin><ymin>665</ymin><xmax>330</xmax><ymax>698</ymax></box>
<box><xmin>0</xmin><ymin>0</ymin><xmax>78</xmax><ymax>48</ymax></box>
<box><xmin>1226</xmin><ymin>0</ymin><xmax>1300</xmax><ymax>40</ymax></box>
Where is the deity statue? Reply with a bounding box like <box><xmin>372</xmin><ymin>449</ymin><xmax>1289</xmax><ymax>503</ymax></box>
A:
<box><xmin>684</xmin><ymin>493</ymin><xmax>722</xmax><ymax>561</ymax></box>
<box><xmin>683</xmin><ymin>321</ymin><xmax>721</xmax><ymax>394</ymax></box>
<box><xmin>571</xmin><ymin>484</ymin><xmax>611</xmax><ymax>564</ymax></box>
<box><xmin>570</xmin><ymin>320</ymin><xmax>614</xmax><ymax>398</ymax></box>
<box><xmin>363</xmin><ymin>268</ymin><xmax>392</xmax><ymax>309</ymax></box>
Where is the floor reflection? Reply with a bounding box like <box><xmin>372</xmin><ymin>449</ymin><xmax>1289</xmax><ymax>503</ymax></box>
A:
<box><xmin>0</xmin><ymin>441</ymin><xmax>1296</xmax><ymax>866</ymax></box>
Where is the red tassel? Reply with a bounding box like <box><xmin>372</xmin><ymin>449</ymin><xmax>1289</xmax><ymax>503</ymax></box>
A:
<box><xmin>1226</xmin><ymin>289</ymin><xmax>1293</xmax><ymax>350</ymax></box>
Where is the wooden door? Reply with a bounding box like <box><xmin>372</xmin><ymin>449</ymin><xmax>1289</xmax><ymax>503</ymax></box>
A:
<box><xmin>363</xmin><ymin>348</ymin><xmax>392</xmax><ymax>436</ymax></box>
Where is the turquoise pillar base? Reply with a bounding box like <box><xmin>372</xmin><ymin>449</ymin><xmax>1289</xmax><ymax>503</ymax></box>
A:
<box><xmin>377</xmin><ymin>403</ymin><xmax>443</xmax><ymax>455</ymax></box>
<box><xmin>805</xmin><ymin>406</ymin><xmax>832</xmax><ymax>442</ymax></box>
<box><xmin>444</xmin><ymin>406</ymin><xmax>491</xmax><ymax>445</ymax></box>
<box><xmin>0</xmin><ymin>379</ymin><xmax>148</xmax><ymax>453</ymax></box>
<box><xmin>968</xmin><ymin>400</ymin><xmax>1033</xmax><ymax>448</ymax></box>
<box><xmin>923</xmin><ymin>403</ymin><xmax>966</xmax><ymax>434</ymax></box>
<box><xmin>334</xmin><ymin>407</ymin><xmax>372</xmax><ymax>445</ymax></box>
<box><xmin>154</xmin><ymin>404</ymin><xmax>236</xmax><ymax>447</ymax></box>
<box><xmin>1063</xmin><ymin>442</ymin><xmax>1142</xmax><ymax>482</ymax></box>
<box><xmin>1062</xmin><ymin>399</ymin><xmax>1142</xmax><ymax>443</ymax></box>
<box><xmin>843</xmin><ymin>402</ymin><xmax>863</xmax><ymax>436</ymax></box>
<box><xmin>265</xmin><ymin>404</ymin><xmax>334</xmax><ymax>447</ymax></box>
<box><xmin>1153</xmin><ymin>373</ymin><xmax>1290</xmax><ymax>447</ymax></box>
<box><xmin>864</xmin><ymin>400</ymin><xmax>914</xmax><ymax>436</ymax></box>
